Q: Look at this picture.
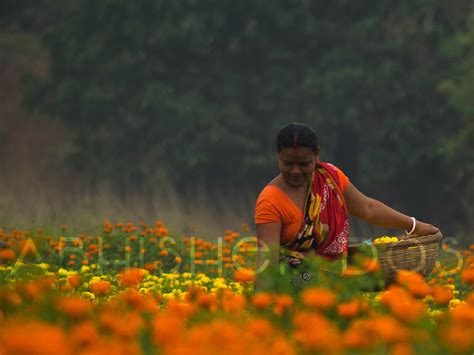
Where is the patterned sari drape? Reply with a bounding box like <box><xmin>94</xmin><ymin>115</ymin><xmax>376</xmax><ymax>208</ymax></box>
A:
<box><xmin>280</xmin><ymin>162</ymin><xmax>350</xmax><ymax>266</ymax></box>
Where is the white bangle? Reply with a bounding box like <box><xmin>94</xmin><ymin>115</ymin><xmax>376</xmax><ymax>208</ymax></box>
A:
<box><xmin>405</xmin><ymin>217</ymin><xmax>417</xmax><ymax>235</ymax></box>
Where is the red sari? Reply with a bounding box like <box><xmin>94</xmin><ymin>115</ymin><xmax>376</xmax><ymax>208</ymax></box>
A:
<box><xmin>281</xmin><ymin>162</ymin><xmax>350</xmax><ymax>265</ymax></box>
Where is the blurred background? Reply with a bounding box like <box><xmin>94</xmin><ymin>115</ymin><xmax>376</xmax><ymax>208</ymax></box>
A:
<box><xmin>0</xmin><ymin>0</ymin><xmax>472</xmax><ymax>244</ymax></box>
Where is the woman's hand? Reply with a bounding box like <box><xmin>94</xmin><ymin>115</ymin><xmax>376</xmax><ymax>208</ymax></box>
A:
<box><xmin>412</xmin><ymin>221</ymin><xmax>440</xmax><ymax>236</ymax></box>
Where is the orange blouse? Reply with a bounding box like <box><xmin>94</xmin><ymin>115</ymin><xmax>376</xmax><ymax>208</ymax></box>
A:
<box><xmin>254</xmin><ymin>164</ymin><xmax>350</xmax><ymax>245</ymax></box>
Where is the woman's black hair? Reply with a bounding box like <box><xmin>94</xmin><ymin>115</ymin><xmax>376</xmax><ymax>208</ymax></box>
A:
<box><xmin>276</xmin><ymin>122</ymin><xmax>319</xmax><ymax>153</ymax></box>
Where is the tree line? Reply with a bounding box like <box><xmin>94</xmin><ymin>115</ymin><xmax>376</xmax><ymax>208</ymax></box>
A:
<box><xmin>2</xmin><ymin>0</ymin><xmax>473</xmax><ymax>238</ymax></box>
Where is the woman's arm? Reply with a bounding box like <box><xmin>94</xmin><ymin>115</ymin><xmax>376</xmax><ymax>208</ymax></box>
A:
<box><xmin>343</xmin><ymin>182</ymin><xmax>440</xmax><ymax>236</ymax></box>
<box><xmin>254</xmin><ymin>222</ymin><xmax>281</xmax><ymax>292</ymax></box>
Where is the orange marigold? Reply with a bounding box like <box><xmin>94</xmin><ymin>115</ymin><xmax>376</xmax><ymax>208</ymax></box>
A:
<box><xmin>197</xmin><ymin>293</ymin><xmax>217</xmax><ymax>311</ymax></box>
<box><xmin>461</xmin><ymin>268</ymin><xmax>474</xmax><ymax>285</ymax></box>
<box><xmin>0</xmin><ymin>320</ymin><xmax>69</xmax><ymax>355</ymax></box>
<box><xmin>152</xmin><ymin>313</ymin><xmax>184</xmax><ymax>347</ymax></box>
<box><xmin>57</xmin><ymin>296</ymin><xmax>92</xmax><ymax>318</ymax></box>
<box><xmin>0</xmin><ymin>249</ymin><xmax>16</xmax><ymax>261</ymax></box>
<box><xmin>234</xmin><ymin>268</ymin><xmax>256</xmax><ymax>283</ymax></box>
<box><xmin>465</xmin><ymin>292</ymin><xmax>474</xmax><ymax>306</ymax></box>
<box><xmin>119</xmin><ymin>268</ymin><xmax>146</xmax><ymax>287</ymax></box>
<box><xmin>430</xmin><ymin>285</ymin><xmax>453</xmax><ymax>305</ymax></box>
<box><xmin>450</xmin><ymin>303</ymin><xmax>474</xmax><ymax>325</ymax></box>
<box><xmin>293</xmin><ymin>312</ymin><xmax>341</xmax><ymax>352</ymax></box>
<box><xmin>441</xmin><ymin>325</ymin><xmax>474</xmax><ymax>353</ymax></box>
<box><xmin>69</xmin><ymin>320</ymin><xmax>100</xmax><ymax>349</ymax></box>
<box><xmin>246</xmin><ymin>318</ymin><xmax>273</xmax><ymax>338</ymax></box>
<box><xmin>390</xmin><ymin>298</ymin><xmax>426</xmax><ymax>324</ymax></box>
<box><xmin>89</xmin><ymin>280</ymin><xmax>111</xmax><ymax>295</ymax></box>
<box><xmin>337</xmin><ymin>300</ymin><xmax>360</xmax><ymax>318</ymax></box>
<box><xmin>300</xmin><ymin>287</ymin><xmax>335</xmax><ymax>310</ymax></box>
<box><xmin>221</xmin><ymin>291</ymin><xmax>247</xmax><ymax>314</ymax></box>
<box><xmin>251</xmin><ymin>292</ymin><xmax>273</xmax><ymax>310</ymax></box>
<box><xmin>373</xmin><ymin>316</ymin><xmax>409</xmax><ymax>343</ymax></box>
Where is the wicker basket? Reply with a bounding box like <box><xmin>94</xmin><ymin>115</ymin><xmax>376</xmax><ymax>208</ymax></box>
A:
<box><xmin>348</xmin><ymin>232</ymin><xmax>443</xmax><ymax>285</ymax></box>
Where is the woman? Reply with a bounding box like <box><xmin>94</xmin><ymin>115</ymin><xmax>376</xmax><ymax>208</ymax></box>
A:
<box><xmin>254</xmin><ymin>122</ymin><xmax>440</xmax><ymax>291</ymax></box>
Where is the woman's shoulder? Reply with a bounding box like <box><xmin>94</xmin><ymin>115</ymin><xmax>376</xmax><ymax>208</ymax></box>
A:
<box><xmin>257</xmin><ymin>183</ymin><xmax>284</xmax><ymax>201</ymax></box>
<box><xmin>319</xmin><ymin>161</ymin><xmax>350</xmax><ymax>191</ymax></box>
<box><xmin>320</xmin><ymin>161</ymin><xmax>342</xmax><ymax>172</ymax></box>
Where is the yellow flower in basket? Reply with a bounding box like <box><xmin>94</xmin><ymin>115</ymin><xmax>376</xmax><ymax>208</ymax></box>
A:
<box><xmin>373</xmin><ymin>236</ymin><xmax>399</xmax><ymax>244</ymax></box>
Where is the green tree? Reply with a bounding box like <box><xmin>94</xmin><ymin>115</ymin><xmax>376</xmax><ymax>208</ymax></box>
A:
<box><xmin>22</xmin><ymin>0</ymin><xmax>473</xmax><ymax>237</ymax></box>
<box><xmin>439</xmin><ymin>12</ymin><xmax>474</xmax><ymax>233</ymax></box>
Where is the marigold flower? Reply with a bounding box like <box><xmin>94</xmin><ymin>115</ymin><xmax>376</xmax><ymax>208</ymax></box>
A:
<box><xmin>373</xmin><ymin>316</ymin><xmax>409</xmax><ymax>343</ymax></box>
<box><xmin>57</xmin><ymin>296</ymin><xmax>92</xmax><ymax>318</ymax></box>
<box><xmin>461</xmin><ymin>268</ymin><xmax>474</xmax><ymax>285</ymax></box>
<box><xmin>337</xmin><ymin>300</ymin><xmax>360</xmax><ymax>318</ymax></box>
<box><xmin>152</xmin><ymin>313</ymin><xmax>184</xmax><ymax>347</ymax></box>
<box><xmin>0</xmin><ymin>320</ymin><xmax>69</xmax><ymax>355</ymax></box>
<box><xmin>391</xmin><ymin>342</ymin><xmax>414</xmax><ymax>355</ymax></box>
<box><xmin>293</xmin><ymin>312</ymin><xmax>341</xmax><ymax>352</ymax></box>
<box><xmin>390</xmin><ymin>298</ymin><xmax>426</xmax><ymax>323</ymax></box>
<box><xmin>221</xmin><ymin>292</ymin><xmax>247</xmax><ymax>314</ymax></box>
<box><xmin>69</xmin><ymin>320</ymin><xmax>100</xmax><ymax>348</ymax></box>
<box><xmin>300</xmin><ymin>287</ymin><xmax>335</xmax><ymax>310</ymax></box>
<box><xmin>234</xmin><ymin>268</ymin><xmax>256</xmax><ymax>283</ymax></box>
<box><xmin>144</xmin><ymin>262</ymin><xmax>158</xmax><ymax>271</ymax></box>
<box><xmin>197</xmin><ymin>293</ymin><xmax>217</xmax><ymax>311</ymax></box>
<box><xmin>342</xmin><ymin>320</ymin><xmax>374</xmax><ymax>350</ymax></box>
<box><xmin>441</xmin><ymin>325</ymin><xmax>474</xmax><ymax>352</ymax></box>
<box><xmin>0</xmin><ymin>249</ymin><xmax>16</xmax><ymax>261</ymax></box>
<box><xmin>119</xmin><ymin>268</ymin><xmax>147</xmax><ymax>287</ymax></box>
<box><xmin>430</xmin><ymin>285</ymin><xmax>454</xmax><ymax>305</ymax></box>
<box><xmin>465</xmin><ymin>292</ymin><xmax>474</xmax><ymax>306</ymax></box>
<box><xmin>89</xmin><ymin>280</ymin><xmax>111</xmax><ymax>295</ymax></box>
<box><xmin>449</xmin><ymin>303</ymin><xmax>474</xmax><ymax>325</ymax></box>
<box><xmin>251</xmin><ymin>292</ymin><xmax>273</xmax><ymax>310</ymax></box>
<box><xmin>246</xmin><ymin>318</ymin><xmax>273</xmax><ymax>338</ymax></box>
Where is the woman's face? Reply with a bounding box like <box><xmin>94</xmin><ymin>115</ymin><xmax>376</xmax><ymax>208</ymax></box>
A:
<box><xmin>277</xmin><ymin>146</ymin><xmax>319</xmax><ymax>187</ymax></box>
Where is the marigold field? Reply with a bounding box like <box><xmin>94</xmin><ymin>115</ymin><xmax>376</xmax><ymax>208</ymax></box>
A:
<box><xmin>0</xmin><ymin>221</ymin><xmax>473</xmax><ymax>355</ymax></box>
